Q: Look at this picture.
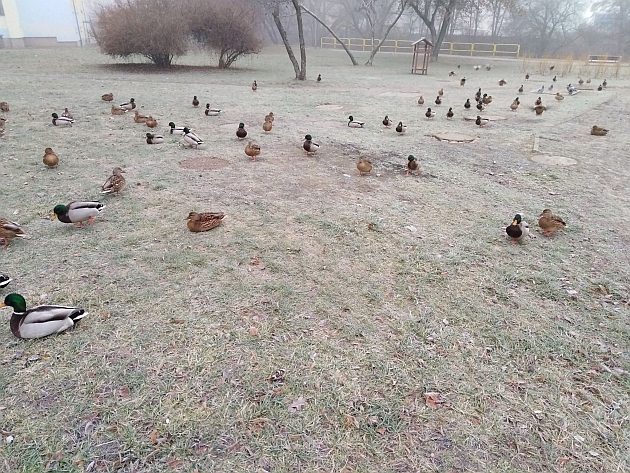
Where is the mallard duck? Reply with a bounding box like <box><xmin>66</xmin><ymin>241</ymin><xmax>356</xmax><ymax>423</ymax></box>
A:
<box><xmin>187</xmin><ymin>212</ymin><xmax>225</xmax><ymax>232</ymax></box>
<box><xmin>555</xmin><ymin>92</ymin><xmax>564</xmax><ymax>101</ymax></box>
<box><xmin>0</xmin><ymin>102</ymin><xmax>9</xmax><ymax>112</ymax></box>
<box><xmin>145</xmin><ymin>116</ymin><xmax>158</xmax><ymax>128</ymax></box>
<box><xmin>535</xmin><ymin>97</ymin><xmax>542</xmax><ymax>106</ymax></box>
<box><xmin>119</xmin><ymin>98</ymin><xmax>136</xmax><ymax>110</ymax></box>
<box><xmin>425</xmin><ymin>107</ymin><xmax>435</xmax><ymax>119</ymax></box>
<box><xmin>417</xmin><ymin>96</ymin><xmax>425</xmax><ymax>105</ymax></box>
<box><xmin>464</xmin><ymin>98</ymin><xmax>471</xmax><ymax>109</ymax></box>
<box><xmin>482</xmin><ymin>94</ymin><xmax>493</xmax><ymax>105</ymax></box>
<box><xmin>262</xmin><ymin>120</ymin><xmax>272</xmax><ymax>132</ymax></box>
<box><xmin>192</xmin><ymin>96</ymin><xmax>199</xmax><ymax>107</ymax></box>
<box><xmin>586</xmin><ymin>78</ymin><xmax>591</xmax><ymax>84</ymax></box>
<box><xmin>265</xmin><ymin>112</ymin><xmax>275</xmax><ymax>122</ymax></box>
<box><xmin>534</xmin><ymin>104</ymin><xmax>546</xmax><ymax>115</ymax></box>
<box><xmin>475</xmin><ymin>116</ymin><xmax>488</xmax><ymax>127</ymax></box>
<box><xmin>578</xmin><ymin>78</ymin><xmax>584</xmax><ymax>85</ymax></box>
<box><xmin>1</xmin><ymin>293</ymin><xmax>87</xmax><ymax>339</ymax></box>
<box><xmin>101</xmin><ymin>167</ymin><xmax>126</xmax><ymax>195</ymax></box>
<box><xmin>474</xmin><ymin>65</ymin><xmax>480</xmax><ymax>71</ymax></box>
<box><xmin>406</xmin><ymin>155</ymin><xmax>419</xmax><ymax>176</ymax></box>
<box><xmin>182</xmin><ymin>128</ymin><xmax>203</xmax><ymax>148</ymax></box>
<box><xmin>252</xmin><ymin>80</ymin><xmax>258</xmax><ymax>91</ymax></box>
<box><xmin>438</xmin><ymin>88</ymin><xmax>444</xmax><ymax>96</ymax></box>
<box><xmin>51</xmin><ymin>113</ymin><xmax>74</xmax><ymax>126</ymax></box>
<box><xmin>591</xmin><ymin>125</ymin><xmax>609</xmax><ymax>136</ymax></box>
<box><xmin>383</xmin><ymin>115</ymin><xmax>393</xmax><ymax>127</ymax></box>
<box><xmin>475</xmin><ymin>88</ymin><xmax>482</xmax><ymax>101</ymax></box>
<box><xmin>0</xmin><ymin>274</ymin><xmax>11</xmax><ymax>288</ymax></box>
<box><xmin>446</xmin><ymin>107</ymin><xmax>454</xmax><ymax>119</ymax></box>
<box><xmin>435</xmin><ymin>96</ymin><xmax>442</xmax><ymax>105</ymax></box>
<box><xmin>486</xmin><ymin>64</ymin><xmax>492</xmax><ymax>71</ymax></box>
<box><xmin>597</xmin><ymin>84</ymin><xmax>603</xmax><ymax>91</ymax></box>
<box><xmin>317</xmin><ymin>74</ymin><xmax>322</xmax><ymax>82</ymax></box>
<box><xmin>499</xmin><ymin>79</ymin><xmax>507</xmax><ymax>86</ymax></box>
<box><xmin>476</xmin><ymin>102</ymin><xmax>484</xmax><ymax>111</ymax></box>
<box><xmin>548</xmin><ymin>84</ymin><xmax>554</xmax><ymax>92</ymax></box>
<box><xmin>525</xmin><ymin>73</ymin><xmax>530</xmax><ymax>80</ymax></box>
<box><xmin>52</xmin><ymin>202</ymin><xmax>105</xmax><ymax>226</ymax></box>
<box><xmin>518</xmin><ymin>84</ymin><xmax>524</xmax><ymax>93</ymax></box>
<box><xmin>43</xmin><ymin>147</ymin><xmax>59</xmax><ymax>168</ymax></box>
<box><xmin>348</xmin><ymin>116</ymin><xmax>364</xmax><ymax>128</ymax></box>
<box><xmin>538</xmin><ymin>209</ymin><xmax>566</xmax><ymax>236</ymax></box>
<box><xmin>111</xmin><ymin>105</ymin><xmax>126</xmax><ymax>115</ymax></box>
<box><xmin>0</xmin><ymin>218</ymin><xmax>27</xmax><ymax>248</ymax></box>
<box><xmin>101</xmin><ymin>93</ymin><xmax>114</xmax><ymax>102</ymax></box>
<box><xmin>602</xmin><ymin>79</ymin><xmax>607</xmax><ymax>88</ymax></box>
<box><xmin>146</xmin><ymin>132</ymin><xmax>164</xmax><ymax>144</ymax></box>
<box><xmin>549</xmin><ymin>65</ymin><xmax>555</xmax><ymax>71</ymax></box>
<box><xmin>506</xmin><ymin>214</ymin><xmax>529</xmax><ymax>243</ymax></box>
<box><xmin>236</xmin><ymin>123</ymin><xmax>248</xmax><ymax>139</ymax></box>
<box><xmin>62</xmin><ymin>108</ymin><xmax>74</xmax><ymax>119</ymax></box>
<box><xmin>205</xmin><ymin>104</ymin><xmax>221</xmax><ymax>116</ymax></box>
<box><xmin>168</xmin><ymin>122</ymin><xmax>187</xmax><ymax>135</ymax></box>
<box><xmin>395</xmin><ymin>121</ymin><xmax>407</xmax><ymax>134</ymax></box>
<box><xmin>303</xmin><ymin>135</ymin><xmax>319</xmax><ymax>155</ymax></box>
<box><xmin>357</xmin><ymin>158</ymin><xmax>372</xmax><ymax>176</ymax></box>
<box><xmin>133</xmin><ymin>110</ymin><xmax>148</xmax><ymax>123</ymax></box>
<box><xmin>510</xmin><ymin>100</ymin><xmax>519</xmax><ymax>112</ymax></box>
<box><xmin>245</xmin><ymin>141</ymin><xmax>261</xmax><ymax>160</ymax></box>
<box><xmin>0</xmin><ymin>117</ymin><xmax>6</xmax><ymax>130</ymax></box>
<box><xmin>460</xmin><ymin>77</ymin><xmax>466</xmax><ymax>86</ymax></box>
<box><xmin>449</xmin><ymin>71</ymin><xmax>455</xmax><ymax>77</ymax></box>
<box><xmin>537</xmin><ymin>85</ymin><xmax>545</xmax><ymax>93</ymax></box>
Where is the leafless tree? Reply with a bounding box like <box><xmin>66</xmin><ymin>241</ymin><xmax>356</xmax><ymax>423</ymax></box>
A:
<box><xmin>409</xmin><ymin>0</ymin><xmax>461</xmax><ymax>58</ymax></box>
<box><xmin>365</xmin><ymin>0</ymin><xmax>409</xmax><ymax>65</ymax></box>
<box><xmin>300</xmin><ymin>5</ymin><xmax>359</xmax><ymax>64</ymax></box>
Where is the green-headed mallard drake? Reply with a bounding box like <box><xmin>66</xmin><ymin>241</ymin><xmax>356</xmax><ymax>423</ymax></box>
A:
<box><xmin>357</xmin><ymin>158</ymin><xmax>372</xmax><ymax>176</ymax></box>
<box><xmin>435</xmin><ymin>95</ymin><xmax>442</xmax><ymax>105</ymax></box>
<box><xmin>245</xmin><ymin>141</ymin><xmax>261</xmax><ymax>160</ymax></box>
<box><xmin>591</xmin><ymin>125</ymin><xmax>608</xmax><ymax>136</ymax></box>
<box><xmin>476</xmin><ymin>116</ymin><xmax>488</xmax><ymax>127</ymax></box>
<box><xmin>252</xmin><ymin>80</ymin><xmax>258</xmax><ymax>91</ymax></box>
<box><xmin>597</xmin><ymin>84</ymin><xmax>603</xmax><ymax>91</ymax></box>
<box><xmin>0</xmin><ymin>102</ymin><xmax>9</xmax><ymax>112</ymax></box>
<box><xmin>51</xmin><ymin>202</ymin><xmax>105</xmax><ymax>226</ymax></box>
<box><xmin>51</xmin><ymin>112</ymin><xmax>74</xmax><ymax>126</ymax></box>
<box><xmin>0</xmin><ymin>274</ymin><xmax>11</xmax><ymax>288</ymax></box>
<box><xmin>303</xmin><ymin>135</ymin><xmax>319</xmax><ymax>155</ymax></box>
<box><xmin>62</xmin><ymin>108</ymin><xmax>74</xmax><ymax>120</ymax></box>
<box><xmin>417</xmin><ymin>96</ymin><xmax>425</xmax><ymax>105</ymax></box>
<box><xmin>460</xmin><ymin>77</ymin><xmax>466</xmax><ymax>86</ymax></box>
<box><xmin>506</xmin><ymin>214</ymin><xmax>529</xmax><ymax>243</ymax></box>
<box><xmin>236</xmin><ymin>123</ymin><xmax>248</xmax><ymax>139</ymax></box>
<box><xmin>101</xmin><ymin>93</ymin><xmax>114</xmax><ymax>102</ymax></box>
<box><xmin>134</xmin><ymin>110</ymin><xmax>148</xmax><ymax>123</ymax></box>
<box><xmin>525</xmin><ymin>73</ymin><xmax>530</xmax><ymax>80</ymax></box>
<box><xmin>603</xmin><ymin>79</ymin><xmax>607</xmax><ymax>87</ymax></box>
<box><xmin>182</xmin><ymin>127</ymin><xmax>203</xmax><ymax>148</ymax></box>
<box><xmin>348</xmin><ymin>116</ymin><xmax>364</xmax><ymax>128</ymax></box>
<box><xmin>101</xmin><ymin>167</ymin><xmax>126</xmax><ymax>195</ymax></box>
<box><xmin>187</xmin><ymin>212</ymin><xmax>225</xmax><ymax>232</ymax></box>
<box><xmin>383</xmin><ymin>115</ymin><xmax>392</xmax><ymax>127</ymax></box>
<box><xmin>0</xmin><ymin>218</ymin><xmax>27</xmax><ymax>248</ymax></box>
<box><xmin>518</xmin><ymin>84</ymin><xmax>524</xmax><ymax>93</ymax></box>
<box><xmin>43</xmin><ymin>147</ymin><xmax>59</xmax><ymax>168</ymax></box>
<box><xmin>146</xmin><ymin>132</ymin><xmax>164</xmax><ymax>144</ymax></box>
<box><xmin>395</xmin><ymin>121</ymin><xmax>407</xmax><ymax>134</ymax></box>
<box><xmin>406</xmin><ymin>155</ymin><xmax>419</xmax><ymax>176</ymax></box>
<box><xmin>447</xmin><ymin>107</ymin><xmax>454</xmax><ymax>119</ymax></box>
<box><xmin>552</xmin><ymin>75</ymin><xmax>557</xmax><ymax>82</ymax></box>
<box><xmin>425</xmin><ymin>107</ymin><xmax>435</xmax><ymax>119</ymax></box>
<box><xmin>119</xmin><ymin>98</ymin><xmax>136</xmax><ymax>110</ymax></box>
<box><xmin>317</xmin><ymin>74</ymin><xmax>322</xmax><ymax>82</ymax></box>
<box><xmin>538</xmin><ymin>209</ymin><xmax>566</xmax><ymax>236</ymax></box>
<box><xmin>535</xmin><ymin>97</ymin><xmax>542</xmax><ymax>106</ymax></box>
<box><xmin>205</xmin><ymin>104</ymin><xmax>221</xmax><ymax>116</ymax></box>
<box><xmin>168</xmin><ymin>122</ymin><xmax>187</xmax><ymax>135</ymax></box>
<box><xmin>464</xmin><ymin>98</ymin><xmax>471</xmax><ymax>109</ymax></box>
<box><xmin>192</xmin><ymin>96</ymin><xmax>199</xmax><ymax>107</ymax></box>
<box><xmin>499</xmin><ymin>79</ymin><xmax>507</xmax><ymax>86</ymax></box>
<box><xmin>476</xmin><ymin>101</ymin><xmax>484</xmax><ymax>111</ymax></box>
<box><xmin>1</xmin><ymin>293</ymin><xmax>87</xmax><ymax>339</ymax></box>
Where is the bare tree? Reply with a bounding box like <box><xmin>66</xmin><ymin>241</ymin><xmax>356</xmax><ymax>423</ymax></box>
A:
<box><xmin>365</xmin><ymin>0</ymin><xmax>409</xmax><ymax>65</ymax></box>
<box><xmin>300</xmin><ymin>5</ymin><xmax>359</xmax><ymax>64</ymax></box>
<box><xmin>409</xmin><ymin>0</ymin><xmax>461</xmax><ymax>59</ymax></box>
<box><xmin>268</xmin><ymin>0</ymin><xmax>307</xmax><ymax>79</ymax></box>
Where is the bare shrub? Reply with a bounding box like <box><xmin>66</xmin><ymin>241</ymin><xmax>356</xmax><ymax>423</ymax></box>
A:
<box><xmin>93</xmin><ymin>0</ymin><xmax>190</xmax><ymax>67</ymax></box>
<box><xmin>188</xmin><ymin>0</ymin><xmax>261</xmax><ymax>69</ymax></box>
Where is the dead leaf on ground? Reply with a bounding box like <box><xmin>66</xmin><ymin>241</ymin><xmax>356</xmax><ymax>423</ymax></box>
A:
<box><xmin>169</xmin><ymin>318</ymin><xmax>185</xmax><ymax>324</ymax></box>
<box><xmin>288</xmin><ymin>396</ymin><xmax>307</xmax><ymax>413</ymax></box>
<box><xmin>149</xmin><ymin>429</ymin><xmax>159</xmax><ymax>445</ymax></box>
<box><xmin>249</xmin><ymin>256</ymin><xmax>266</xmax><ymax>271</ymax></box>
<box><xmin>343</xmin><ymin>414</ymin><xmax>358</xmax><ymax>429</ymax></box>
<box><xmin>165</xmin><ymin>457</ymin><xmax>184</xmax><ymax>470</ymax></box>
<box><xmin>424</xmin><ymin>391</ymin><xmax>446</xmax><ymax>409</ymax></box>
<box><xmin>117</xmin><ymin>386</ymin><xmax>131</xmax><ymax>399</ymax></box>
<box><xmin>249</xmin><ymin>417</ymin><xmax>272</xmax><ymax>433</ymax></box>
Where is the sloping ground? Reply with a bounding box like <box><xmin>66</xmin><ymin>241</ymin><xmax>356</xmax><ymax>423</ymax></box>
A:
<box><xmin>0</xmin><ymin>47</ymin><xmax>628</xmax><ymax>472</ymax></box>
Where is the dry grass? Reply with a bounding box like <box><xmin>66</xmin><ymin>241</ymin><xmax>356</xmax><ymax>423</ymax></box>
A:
<box><xmin>0</xmin><ymin>46</ymin><xmax>629</xmax><ymax>473</ymax></box>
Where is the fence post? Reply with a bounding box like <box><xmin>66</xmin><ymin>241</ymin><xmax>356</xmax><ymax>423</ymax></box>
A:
<box><xmin>449</xmin><ymin>42</ymin><xmax>453</xmax><ymax>55</ymax></box>
<box><xmin>492</xmin><ymin>43</ymin><xmax>497</xmax><ymax>57</ymax></box>
<box><xmin>470</xmin><ymin>43</ymin><xmax>474</xmax><ymax>56</ymax></box>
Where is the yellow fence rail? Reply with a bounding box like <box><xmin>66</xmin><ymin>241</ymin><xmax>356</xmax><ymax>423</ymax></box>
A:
<box><xmin>320</xmin><ymin>37</ymin><xmax>520</xmax><ymax>58</ymax></box>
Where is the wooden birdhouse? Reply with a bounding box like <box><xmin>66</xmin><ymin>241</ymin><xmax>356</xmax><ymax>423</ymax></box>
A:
<box><xmin>411</xmin><ymin>38</ymin><xmax>433</xmax><ymax>75</ymax></box>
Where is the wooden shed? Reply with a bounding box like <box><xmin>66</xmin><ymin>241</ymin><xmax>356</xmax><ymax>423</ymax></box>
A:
<box><xmin>411</xmin><ymin>38</ymin><xmax>433</xmax><ymax>75</ymax></box>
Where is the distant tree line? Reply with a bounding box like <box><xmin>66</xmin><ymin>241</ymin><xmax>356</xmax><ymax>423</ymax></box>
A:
<box><xmin>92</xmin><ymin>0</ymin><xmax>261</xmax><ymax>68</ymax></box>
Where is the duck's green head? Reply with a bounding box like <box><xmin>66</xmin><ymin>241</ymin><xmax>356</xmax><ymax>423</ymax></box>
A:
<box><xmin>408</xmin><ymin>155</ymin><xmax>416</xmax><ymax>162</ymax></box>
<box><xmin>53</xmin><ymin>204</ymin><xmax>68</xmax><ymax>216</ymax></box>
<box><xmin>512</xmin><ymin>214</ymin><xmax>522</xmax><ymax>225</ymax></box>
<box><xmin>51</xmin><ymin>113</ymin><xmax>59</xmax><ymax>118</ymax></box>
<box><xmin>238</xmin><ymin>123</ymin><xmax>245</xmax><ymax>128</ymax></box>
<box><xmin>0</xmin><ymin>293</ymin><xmax>27</xmax><ymax>313</ymax></box>
<box><xmin>305</xmin><ymin>134</ymin><xmax>312</xmax><ymax>140</ymax></box>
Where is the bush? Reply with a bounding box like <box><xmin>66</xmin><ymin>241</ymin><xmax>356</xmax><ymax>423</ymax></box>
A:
<box><xmin>93</xmin><ymin>0</ymin><xmax>190</xmax><ymax>67</ymax></box>
<box><xmin>188</xmin><ymin>0</ymin><xmax>261</xmax><ymax>69</ymax></box>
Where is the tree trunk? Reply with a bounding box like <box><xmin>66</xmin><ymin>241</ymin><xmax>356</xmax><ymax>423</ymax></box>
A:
<box><xmin>301</xmin><ymin>4</ymin><xmax>358</xmax><ymax>65</ymax></box>
<box><xmin>365</xmin><ymin>1</ymin><xmax>407</xmax><ymax>66</ymax></box>
<box><xmin>291</xmin><ymin>0</ymin><xmax>307</xmax><ymax>80</ymax></box>
<box><xmin>272</xmin><ymin>5</ymin><xmax>302</xmax><ymax>79</ymax></box>
<box><xmin>431</xmin><ymin>0</ymin><xmax>457</xmax><ymax>59</ymax></box>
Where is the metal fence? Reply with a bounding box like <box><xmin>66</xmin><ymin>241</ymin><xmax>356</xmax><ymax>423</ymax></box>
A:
<box><xmin>320</xmin><ymin>37</ymin><xmax>520</xmax><ymax>58</ymax></box>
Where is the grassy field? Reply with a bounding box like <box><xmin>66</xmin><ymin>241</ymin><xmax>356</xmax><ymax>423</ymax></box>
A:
<box><xmin>0</xmin><ymin>46</ymin><xmax>629</xmax><ymax>473</ymax></box>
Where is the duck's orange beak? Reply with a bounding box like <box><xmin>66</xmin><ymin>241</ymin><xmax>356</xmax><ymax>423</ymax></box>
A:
<box><xmin>0</xmin><ymin>303</ymin><xmax>6</xmax><ymax>308</ymax></box>
<box><xmin>511</xmin><ymin>219</ymin><xmax>518</xmax><ymax>226</ymax></box>
<box><xmin>50</xmin><ymin>212</ymin><xmax>57</xmax><ymax>221</ymax></box>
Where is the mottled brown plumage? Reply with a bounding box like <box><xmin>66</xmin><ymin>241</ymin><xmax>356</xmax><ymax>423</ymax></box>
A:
<box><xmin>186</xmin><ymin>212</ymin><xmax>225</xmax><ymax>232</ymax></box>
<box><xmin>101</xmin><ymin>167</ymin><xmax>126</xmax><ymax>195</ymax></box>
<box><xmin>43</xmin><ymin>147</ymin><xmax>59</xmax><ymax>168</ymax></box>
<box><xmin>145</xmin><ymin>116</ymin><xmax>158</xmax><ymax>128</ymax></box>
<box><xmin>357</xmin><ymin>159</ymin><xmax>372</xmax><ymax>176</ymax></box>
<box><xmin>591</xmin><ymin>125</ymin><xmax>608</xmax><ymax>136</ymax></box>
<box><xmin>245</xmin><ymin>141</ymin><xmax>261</xmax><ymax>160</ymax></box>
<box><xmin>538</xmin><ymin>209</ymin><xmax>566</xmax><ymax>236</ymax></box>
<box><xmin>0</xmin><ymin>218</ymin><xmax>27</xmax><ymax>248</ymax></box>
<box><xmin>101</xmin><ymin>93</ymin><xmax>114</xmax><ymax>102</ymax></box>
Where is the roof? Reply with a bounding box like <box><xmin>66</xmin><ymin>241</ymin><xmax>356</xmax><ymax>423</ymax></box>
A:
<box><xmin>411</xmin><ymin>37</ymin><xmax>433</xmax><ymax>47</ymax></box>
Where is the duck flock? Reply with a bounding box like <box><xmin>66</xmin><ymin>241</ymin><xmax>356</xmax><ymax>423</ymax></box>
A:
<box><xmin>0</xmin><ymin>66</ymin><xmax>612</xmax><ymax>340</ymax></box>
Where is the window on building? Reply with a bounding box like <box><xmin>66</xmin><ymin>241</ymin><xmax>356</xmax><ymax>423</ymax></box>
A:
<box><xmin>0</xmin><ymin>1</ymin><xmax>4</xmax><ymax>17</ymax></box>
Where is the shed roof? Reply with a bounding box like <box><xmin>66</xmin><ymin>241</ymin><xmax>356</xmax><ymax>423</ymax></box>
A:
<box><xmin>411</xmin><ymin>37</ymin><xmax>433</xmax><ymax>47</ymax></box>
